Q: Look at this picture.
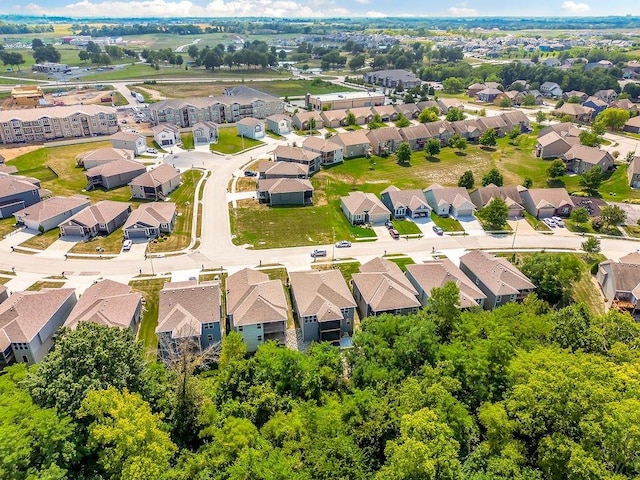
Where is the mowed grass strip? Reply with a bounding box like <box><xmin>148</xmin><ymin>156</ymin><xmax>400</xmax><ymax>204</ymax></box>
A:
<box><xmin>311</xmin><ymin>261</ymin><xmax>361</xmax><ymax>285</ymax></box>
<box><xmin>0</xmin><ymin>217</ymin><xmax>17</xmax><ymax>238</ymax></box>
<box><xmin>69</xmin><ymin>227</ymin><xmax>126</xmax><ymax>254</ymax></box>
<box><xmin>129</xmin><ymin>277</ymin><xmax>170</xmax><ymax>361</ymax></box>
<box><xmin>26</xmin><ymin>280</ymin><xmax>65</xmax><ymax>291</ymax></box>
<box><xmin>19</xmin><ymin>228</ymin><xmax>60</xmax><ymax>250</ymax></box>
<box><xmin>211</xmin><ymin>128</ymin><xmax>263</xmax><ymax>154</ymax></box>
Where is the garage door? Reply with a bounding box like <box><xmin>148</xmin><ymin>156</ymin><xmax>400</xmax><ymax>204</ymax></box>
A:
<box><xmin>61</xmin><ymin>225</ymin><xmax>85</xmax><ymax>237</ymax></box>
<box><xmin>125</xmin><ymin>227</ymin><xmax>149</xmax><ymax>239</ymax></box>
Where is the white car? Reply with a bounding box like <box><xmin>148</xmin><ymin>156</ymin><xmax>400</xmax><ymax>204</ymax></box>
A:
<box><xmin>551</xmin><ymin>216</ymin><xmax>565</xmax><ymax>227</ymax></box>
<box><xmin>122</xmin><ymin>239</ymin><xmax>133</xmax><ymax>251</ymax></box>
<box><xmin>335</xmin><ymin>240</ymin><xmax>351</xmax><ymax>248</ymax></box>
<box><xmin>543</xmin><ymin>218</ymin><xmax>557</xmax><ymax>227</ymax></box>
<box><xmin>146</xmin><ymin>148</ymin><xmax>158</xmax><ymax>154</ymax></box>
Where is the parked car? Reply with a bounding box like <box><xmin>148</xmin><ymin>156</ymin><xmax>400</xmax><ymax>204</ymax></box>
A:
<box><xmin>543</xmin><ymin>218</ymin><xmax>557</xmax><ymax>227</ymax></box>
<box><xmin>335</xmin><ymin>240</ymin><xmax>351</xmax><ymax>248</ymax></box>
<box><xmin>146</xmin><ymin>148</ymin><xmax>158</xmax><ymax>154</ymax></box>
<box><xmin>311</xmin><ymin>248</ymin><xmax>327</xmax><ymax>258</ymax></box>
<box><xmin>244</xmin><ymin>171</ymin><xmax>257</xmax><ymax>177</ymax></box>
<box><xmin>385</xmin><ymin>220</ymin><xmax>393</xmax><ymax>229</ymax></box>
<box><xmin>552</xmin><ymin>216</ymin><xmax>565</xmax><ymax>227</ymax></box>
<box><xmin>433</xmin><ymin>226</ymin><xmax>444</xmax><ymax>235</ymax></box>
<box><xmin>389</xmin><ymin>229</ymin><xmax>400</xmax><ymax>239</ymax></box>
<box><xmin>122</xmin><ymin>239</ymin><xmax>133</xmax><ymax>251</ymax></box>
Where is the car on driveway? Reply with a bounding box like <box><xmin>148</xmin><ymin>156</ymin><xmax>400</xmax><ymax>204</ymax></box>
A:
<box><xmin>543</xmin><ymin>218</ymin><xmax>557</xmax><ymax>228</ymax></box>
<box><xmin>122</xmin><ymin>239</ymin><xmax>133</xmax><ymax>251</ymax></box>
<box><xmin>335</xmin><ymin>240</ymin><xmax>351</xmax><ymax>248</ymax></box>
<box><xmin>433</xmin><ymin>226</ymin><xmax>444</xmax><ymax>235</ymax></box>
<box><xmin>552</xmin><ymin>216</ymin><xmax>565</xmax><ymax>227</ymax></box>
<box><xmin>146</xmin><ymin>148</ymin><xmax>158</xmax><ymax>154</ymax></box>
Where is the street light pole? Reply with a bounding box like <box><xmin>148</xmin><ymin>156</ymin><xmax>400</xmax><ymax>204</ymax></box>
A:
<box><xmin>511</xmin><ymin>215</ymin><xmax>520</xmax><ymax>249</ymax></box>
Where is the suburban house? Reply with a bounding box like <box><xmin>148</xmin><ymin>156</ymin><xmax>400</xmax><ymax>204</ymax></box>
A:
<box><xmin>623</xmin><ymin>116</ymin><xmax>640</xmax><ymax>134</ymax></box>
<box><xmin>628</xmin><ymin>156</ymin><xmax>640</xmax><ymax>188</ymax></box>
<box><xmin>123</xmin><ymin>202</ymin><xmax>177</xmax><ymax>239</ymax></box>
<box><xmin>110</xmin><ymin>131</ymin><xmax>147</xmax><ymax>155</ymax></box>
<box><xmin>470</xmin><ymin>186</ymin><xmax>525</xmax><ymax>217</ymax></box>
<box><xmin>395</xmin><ymin>103</ymin><xmax>420</xmax><ymax>119</ymax></box>
<box><xmin>152</xmin><ymin>124</ymin><xmax>180</xmax><ymax>147</ymax></box>
<box><xmin>320</xmin><ymin>110</ymin><xmax>347</xmax><ymax>128</ymax></box>
<box><xmin>476</xmin><ymin>115</ymin><xmax>509</xmax><ymax>136</ymax></box>
<box><xmin>519</xmin><ymin>187</ymin><xmax>574</xmax><ymax>218</ymax></box>
<box><xmin>535</xmin><ymin>131</ymin><xmax>577</xmax><ymax>158</ymax></box>
<box><xmin>406</xmin><ymin>259</ymin><xmax>486</xmax><ymax>309</ymax></box>
<box><xmin>398</xmin><ymin>124</ymin><xmax>430</xmax><ymax>150</ymax></box>
<box><xmin>289</xmin><ymin>270</ymin><xmax>357</xmax><ymax>344</ymax></box>
<box><xmin>258</xmin><ymin>161</ymin><xmax>308</xmax><ymax>179</ymax></box>
<box><xmin>0</xmin><ymin>173</ymin><xmax>42</xmax><ymax>218</ymax></box>
<box><xmin>14</xmin><ymin>195</ymin><xmax>90</xmax><ymax>232</ymax></box>
<box><xmin>371</xmin><ymin>104</ymin><xmax>399</xmax><ymax>122</ymax></box>
<box><xmin>257</xmin><ymin>178</ymin><xmax>313</xmax><ymax>206</ymax></box>
<box><xmin>597</xmin><ymin>259</ymin><xmax>640</xmax><ymax>311</ymax></box>
<box><xmin>129</xmin><ymin>164</ymin><xmax>181</xmax><ymax>200</ymax></box>
<box><xmin>226</xmin><ymin>268</ymin><xmax>288</xmax><ymax>352</ymax></box>
<box><xmin>364</xmin><ymin>69</ymin><xmax>422</xmax><ymax>89</ymax></box>
<box><xmin>59</xmin><ymin>200</ymin><xmax>132</xmax><ymax>237</ymax></box>
<box><xmin>302</xmin><ymin>136</ymin><xmax>344</xmax><ymax>166</ymax></box>
<box><xmin>346</xmin><ymin>107</ymin><xmax>374</xmax><ymax>125</ymax></box>
<box><xmin>292</xmin><ymin>111</ymin><xmax>324</xmax><ymax>130</ymax></box>
<box><xmin>424</xmin><ymin>121</ymin><xmax>455</xmax><ymax>145</ymax></box>
<box><xmin>380</xmin><ymin>185</ymin><xmax>431</xmax><ymax>219</ymax></box>
<box><xmin>237</xmin><ymin>118</ymin><xmax>265</xmax><ymax>140</ymax></box>
<box><xmin>451</xmin><ymin>119</ymin><xmax>483</xmax><ymax>142</ymax></box>
<box><xmin>85</xmin><ymin>159</ymin><xmax>147</xmax><ymax>191</ymax></box>
<box><xmin>610</xmin><ymin>99</ymin><xmax>638</xmax><ymax>115</ymax></box>
<box><xmin>156</xmin><ymin>280</ymin><xmax>222</xmax><ymax>357</ymax></box>
<box><xmin>424</xmin><ymin>183</ymin><xmax>475</xmax><ymax>218</ymax></box>
<box><xmin>539</xmin><ymin>122</ymin><xmax>582</xmax><ymax>139</ymax></box>
<box><xmin>436</xmin><ymin>98</ymin><xmax>464</xmax><ymax>113</ymax></box>
<box><xmin>340</xmin><ymin>191</ymin><xmax>391</xmax><ymax>225</ymax></box>
<box><xmin>582</xmin><ymin>96</ymin><xmax>608</xmax><ymax>115</ymax></box>
<box><xmin>273</xmin><ymin>145</ymin><xmax>321</xmax><ymax>175</ymax></box>
<box><xmin>331</xmin><ymin>131</ymin><xmax>372</xmax><ymax>158</ymax></box>
<box><xmin>191</xmin><ymin>121</ymin><xmax>218</xmax><ymax>146</ymax></box>
<box><xmin>476</xmin><ymin>88</ymin><xmax>504</xmax><ymax>103</ymax></box>
<box><xmin>366</xmin><ymin>127</ymin><xmax>404</xmax><ymax>155</ymax></box>
<box><xmin>554</xmin><ymin>103</ymin><xmax>594</xmax><ymax>123</ymax></box>
<box><xmin>76</xmin><ymin>147</ymin><xmax>134</xmax><ymax>169</ymax></box>
<box><xmin>495</xmin><ymin>90</ymin><xmax>523</xmax><ymax>106</ymax></box>
<box><xmin>540</xmin><ymin>81</ymin><xmax>563</xmax><ymax>98</ymax></box>
<box><xmin>561</xmin><ymin>145</ymin><xmax>614</xmax><ymax>174</ymax></box>
<box><xmin>63</xmin><ymin>279</ymin><xmax>142</xmax><ymax>332</ymax></box>
<box><xmin>541</xmin><ymin>57</ymin><xmax>561</xmax><ymax>68</ymax></box>
<box><xmin>594</xmin><ymin>89</ymin><xmax>618</xmax><ymax>103</ymax></box>
<box><xmin>266</xmin><ymin>114</ymin><xmax>292</xmax><ymax>135</ymax></box>
<box><xmin>467</xmin><ymin>82</ymin><xmax>489</xmax><ymax>97</ymax></box>
<box><xmin>459</xmin><ymin>251</ymin><xmax>535</xmax><ymax>310</ymax></box>
<box><xmin>305</xmin><ymin>91</ymin><xmax>385</xmax><ymax>111</ymax></box>
<box><xmin>351</xmin><ymin>258</ymin><xmax>420</xmax><ymax>318</ymax></box>
<box><xmin>563</xmin><ymin>90</ymin><xmax>588</xmax><ymax>102</ymax></box>
<box><xmin>0</xmin><ymin>105</ymin><xmax>118</xmax><ymax>145</ymax></box>
<box><xmin>0</xmin><ymin>288</ymin><xmax>77</xmax><ymax>365</ymax></box>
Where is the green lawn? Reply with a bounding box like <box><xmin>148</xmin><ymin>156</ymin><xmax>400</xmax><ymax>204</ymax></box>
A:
<box><xmin>129</xmin><ymin>278</ymin><xmax>170</xmax><ymax>362</ymax></box>
<box><xmin>181</xmin><ymin>132</ymin><xmax>194</xmax><ymax>150</ymax></box>
<box><xmin>385</xmin><ymin>256</ymin><xmax>416</xmax><ymax>272</ymax></box>
<box><xmin>392</xmin><ymin>219</ymin><xmax>422</xmax><ymax>235</ymax></box>
<box><xmin>623</xmin><ymin>225</ymin><xmax>640</xmax><ymax>238</ymax></box>
<box><xmin>26</xmin><ymin>280</ymin><xmax>65</xmax><ymax>291</ymax></box>
<box><xmin>312</xmin><ymin>261</ymin><xmax>361</xmax><ymax>285</ymax></box>
<box><xmin>0</xmin><ymin>217</ymin><xmax>17</xmax><ymax>238</ymax></box>
<box><xmin>430</xmin><ymin>212</ymin><xmax>464</xmax><ymax>232</ymax></box>
<box><xmin>19</xmin><ymin>229</ymin><xmax>60</xmax><ymax>250</ymax></box>
<box><xmin>566</xmin><ymin>219</ymin><xmax>597</xmax><ymax>234</ymax></box>
<box><xmin>524</xmin><ymin>212</ymin><xmax>551</xmax><ymax>232</ymax></box>
<box><xmin>211</xmin><ymin>128</ymin><xmax>263</xmax><ymax>154</ymax></box>
<box><xmin>69</xmin><ymin>227</ymin><xmax>126</xmax><ymax>254</ymax></box>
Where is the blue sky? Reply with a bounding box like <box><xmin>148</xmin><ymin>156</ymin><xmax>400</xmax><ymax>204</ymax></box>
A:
<box><xmin>1</xmin><ymin>0</ymin><xmax>638</xmax><ymax>18</ymax></box>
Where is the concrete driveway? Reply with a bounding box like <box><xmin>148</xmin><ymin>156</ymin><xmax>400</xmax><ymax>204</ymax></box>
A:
<box><xmin>611</xmin><ymin>202</ymin><xmax>640</xmax><ymax>225</ymax></box>
<box><xmin>123</xmin><ymin>239</ymin><xmax>148</xmax><ymax>259</ymax></box>
<box><xmin>458</xmin><ymin>216</ymin><xmax>485</xmax><ymax>236</ymax></box>
<box><xmin>0</xmin><ymin>229</ymin><xmax>35</xmax><ymax>249</ymax></box>
<box><xmin>411</xmin><ymin>215</ymin><xmax>440</xmax><ymax>238</ymax></box>
<box><xmin>38</xmin><ymin>236</ymin><xmax>78</xmax><ymax>258</ymax></box>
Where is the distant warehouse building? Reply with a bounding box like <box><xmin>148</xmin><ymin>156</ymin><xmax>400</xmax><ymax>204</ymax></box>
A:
<box><xmin>305</xmin><ymin>91</ymin><xmax>385</xmax><ymax>111</ymax></box>
<box><xmin>31</xmin><ymin>62</ymin><xmax>68</xmax><ymax>73</ymax></box>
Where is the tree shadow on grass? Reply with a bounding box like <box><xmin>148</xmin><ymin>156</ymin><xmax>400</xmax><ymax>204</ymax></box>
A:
<box><xmin>480</xmin><ymin>146</ymin><xmax>496</xmax><ymax>152</ymax></box>
<box><xmin>454</xmin><ymin>151</ymin><xmax>468</xmax><ymax>157</ymax></box>
<box><xmin>426</xmin><ymin>156</ymin><xmax>441</xmax><ymax>163</ymax></box>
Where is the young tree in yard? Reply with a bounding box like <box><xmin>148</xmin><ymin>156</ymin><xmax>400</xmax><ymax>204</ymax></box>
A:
<box><xmin>600</xmin><ymin>204</ymin><xmax>627</xmax><ymax>226</ymax></box>
<box><xmin>523</xmin><ymin>177</ymin><xmax>533</xmax><ymax>188</ymax></box>
<box><xmin>446</xmin><ymin>107</ymin><xmax>465</xmax><ymax>122</ymax></box>
<box><xmin>522</xmin><ymin>94</ymin><xmax>536</xmax><ymax>106</ymax></box>
<box><xmin>594</xmin><ymin>107</ymin><xmax>630</xmax><ymax>131</ymax></box>
<box><xmin>458</xmin><ymin>170</ymin><xmax>475</xmax><ymax>189</ymax></box>
<box><xmin>395</xmin><ymin>113</ymin><xmax>411</xmax><ymax>128</ymax></box>
<box><xmin>579</xmin><ymin>166</ymin><xmax>603</xmax><ymax>195</ymax></box>
<box><xmin>425</xmin><ymin>138</ymin><xmax>441</xmax><ymax>157</ymax></box>
<box><xmin>480</xmin><ymin>197</ymin><xmax>508</xmax><ymax>229</ymax></box>
<box><xmin>348</xmin><ymin>53</ymin><xmax>366</xmax><ymax>72</ymax></box>
<box><xmin>396</xmin><ymin>142</ymin><xmax>412</xmax><ymax>165</ymax></box>
<box><xmin>479</xmin><ymin>128</ymin><xmax>497</xmax><ymax>147</ymax></box>
<box><xmin>581</xmin><ymin>235</ymin><xmax>601</xmax><ymax>258</ymax></box>
<box><xmin>418</xmin><ymin>107</ymin><xmax>439</xmax><ymax>123</ymax></box>
<box><xmin>452</xmin><ymin>136</ymin><xmax>467</xmax><ymax>153</ymax></box>
<box><xmin>579</xmin><ymin>129</ymin><xmax>602</xmax><ymax>147</ymax></box>
<box><xmin>508</xmin><ymin>125</ymin><xmax>521</xmax><ymax>140</ymax></box>
<box><xmin>547</xmin><ymin>159</ymin><xmax>566</xmax><ymax>179</ymax></box>
<box><xmin>482</xmin><ymin>167</ymin><xmax>504</xmax><ymax>187</ymax></box>
<box><xmin>536</xmin><ymin>110</ymin><xmax>546</xmax><ymax>124</ymax></box>
<box><xmin>570</xmin><ymin>206</ymin><xmax>590</xmax><ymax>224</ymax></box>
<box><xmin>345</xmin><ymin>111</ymin><xmax>356</xmax><ymax>126</ymax></box>
<box><xmin>308</xmin><ymin>117</ymin><xmax>316</xmax><ymax>133</ymax></box>
<box><xmin>498</xmin><ymin>97</ymin><xmax>512</xmax><ymax>108</ymax></box>
<box><xmin>442</xmin><ymin>77</ymin><xmax>464</xmax><ymax>94</ymax></box>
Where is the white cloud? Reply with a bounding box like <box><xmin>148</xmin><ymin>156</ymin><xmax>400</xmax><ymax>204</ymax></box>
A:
<box><xmin>448</xmin><ymin>2</ymin><xmax>477</xmax><ymax>15</ymax></box>
<box><xmin>366</xmin><ymin>10</ymin><xmax>386</xmax><ymax>17</ymax></box>
<box><xmin>561</xmin><ymin>1</ymin><xmax>590</xmax><ymax>13</ymax></box>
<box><xmin>353</xmin><ymin>0</ymin><xmax>370</xmax><ymax>4</ymax></box>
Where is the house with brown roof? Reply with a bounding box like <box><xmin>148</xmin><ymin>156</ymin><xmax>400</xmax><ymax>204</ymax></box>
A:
<box><xmin>351</xmin><ymin>258</ymin><xmax>420</xmax><ymax>318</ymax></box>
<box><xmin>85</xmin><ymin>159</ymin><xmax>147</xmax><ymax>191</ymax></box>
<box><xmin>366</xmin><ymin>127</ymin><xmax>404</xmax><ymax>154</ymax></box>
<box><xmin>156</xmin><ymin>280</ymin><xmax>222</xmax><ymax>357</ymax></box>
<box><xmin>398</xmin><ymin>124</ymin><xmax>430</xmax><ymax>150</ymax></box>
<box><xmin>406</xmin><ymin>259</ymin><xmax>486</xmax><ymax>309</ymax></box>
<box><xmin>290</xmin><ymin>270</ymin><xmax>357</xmax><ymax>344</ymax></box>
<box><xmin>423</xmin><ymin>120</ymin><xmax>455</xmax><ymax>145</ymax></box>
<box><xmin>582</xmin><ymin>96</ymin><xmax>608</xmax><ymax>115</ymax></box>
<box><xmin>424</xmin><ymin>183</ymin><xmax>475</xmax><ymax>218</ymax></box>
<box><xmin>476</xmin><ymin>115</ymin><xmax>508</xmax><ymax>136</ymax></box>
<box><xmin>561</xmin><ymin>145</ymin><xmax>614</xmax><ymax>174</ymax></box>
<box><xmin>628</xmin><ymin>156</ymin><xmax>640</xmax><ymax>188</ymax></box>
<box><xmin>331</xmin><ymin>131</ymin><xmax>371</xmax><ymax>158</ymax></box>
<box><xmin>129</xmin><ymin>164</ymin><xmax>181</xmax><ymax>200</ymax></box>
<box><xmin>237</xmin><ymin>117</ymin><xmax>265</xmax><ymax>140</ymax></box>
<box><xmin>76</xmin><ymin>147</ymin><xmax>134</xmax><ymax>169</ymax></box>
<box><xmin>0</xmin><ymin>288</ymin><xmax>77</xmax><ymax>365</ymax></box>
<box><xmin>14</xmin><ymin>195</ymin><xmax>90</xmax><ymax>232</ymax></box>
<box><xmin>110</xmin><ymin>131</ymin><xmax>147</xmax><ymax>155</ymax></box>
<box><xmin>257</xmin><ymin>178</ymin><xmax>313</xmax><ymax>206</ymax></box>
<box><xmin>320</xmin><ymin>109</ymin><xmax>347</xmax><ymax>128</ymax></box>
<box><xmin>226</xmin><ymin>268</ymin><xmax>288</xmax><ymax>352</ymax></box>
<box><xmin>610</xmin><ymin>99</ymin><xmax>638</xmax><ymax>115</ymax></box>
<box><xmin>535</xmin><ymin>131</ymin><xmax>577</xmax><ymax>159</ymax></box>
<box><xmin>346</xmin><ymin>107</ymin><xmax>374</xmax><ymax>125</ymax></box>
<box><xmin>459</xmin><ymin>251</ymin><xmax>535</xmax><ymax>310</ymax></box>
<box><xmin>500</xmin><ymin>110</ymin><xmax>530</xmax><ymax>132</ymax></box>
<box><xmin>64</xmin><ymin>280</ymin><xmax>142</xmax><ymax>332</ymax></box>
<box><xmin>563</xmin><ymin>90</ymin><xmax>588</xmax><ymax>102</ymax></box>
<box><xmin>123</xmin><ymin>202</ymin><xmax>177</xmax><ymax>239</ymax></box>
<box><xmin>470</xmin><ymin>186</ymin><xmax>525</xmax><ymax>218</ymax></box>
<box><xmin>436</xmin><ymin>98</ymin><xmax>464</xmax><ymax>113</ymax></box>
<box><xmin>0</xmin><ymin>285</ymin><xmax>7</xmax><ymax>305</ymax></box>
<box><xmin>59</xmin><ymin>200</ymin><xmax>132</xmax><ymax>237</ymax></box>
<box><xmin>266</xmin><ymin>114</ymin><xmax>292</xmax><ymax>135</ymax></box>
<box><xmin>594</xmin><ymin>89</ymin><xmax>618</xmax><ymax>104</ymax></box>
<box><xmin>554</xmin><ymin>103</ymin><xmax>594</xmax><ymax>122</ymax></box>
<box><xmin>0</xmin><ymin>172</ymin><xmax>42</xmax><ymax>218</ymax></box>
<box><xmin>192</xmin><ymin>121</ymin><xmax>218</xmax><ymax>146</ymax></box>
<box><xmin>538</xmin><ymin>122</ymin><xmax>582</xmax><ymax>139</ymax></box>
<box><xmin>152</xmin><ymin>124</ymin><xmax>180</xmax><ymax>147</ymax></box>
<box><xmin>372</xmin><ymin>104</ymin><xmax>399</xmax><ymax>122</ymax></box>
<box><xmin>302</xmin><ymin>136</ymin><xmax>344</xmax><ymax>165</ymax></box>
<box><xmin>380</xmin><ymin>185</ymin><xmax>431</xmax><ymax>219</ymax></box>
<box><xmin>519</xmin><ymin>187</ymin><xmax>574</xmax><ymax>218</ymax></box>
<box><xmin>597</xmin><ymin>260</ymin><xmax>640</xmax><ymax>312</ymax></box>
<box><xmin>451</xmin><ymin>119</ymin><xmax>483</xmax><ymax>142</ymax></box>
<box><xmin>623</xmin><ymin>116</ymin><xmax>640</xmax><ymax>134</ymax></box>
<box><xmin>292</xmin><ymin>111</ymin><xmax>324</xmax><ymax>130</ymax></box>
<box><xmin>274</xmin><ymin>145</ymin><xmax>321</xmax><ymax>175</ymax></box>
<box><xmin>258</xmin><ymin>161</ymin><xmax>308</xmax><ymax>179</ymax></box>
<box><xmin>341</xmin><ymin>191</ymin><xmax>391</xmax><ymax>225</ymax></box>
<box><xmin>395</xmin><ymin>103</ymin><xmax>420</xmax><ymax>119</ymax></box>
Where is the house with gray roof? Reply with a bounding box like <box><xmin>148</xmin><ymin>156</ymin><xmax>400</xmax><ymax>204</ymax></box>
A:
<box><xmin>274</xmin><ymin>145</ymin><xmax>321</xmax><ymax>175</ymax></box>
<box><xmin>406</xmin><ymin>259</ymin><xmax>486</xmax><ymax>309</ymax></box>
<box><xmin>110</xmin><ymin>131</ymin><xmax>147</xmax><ymax>155</ymax></box>
<box><xmin>451</xmin><ymin>119</ymin><xmax>483</xmax><ymax>142</ymax></box>
<box><xmin>351</xmin><ymin>258</ymin><xmax>420</xmax><ymax>318</ymax></box>
<box><xmin>519</xmin><ymin>187</ymin><xmax>574</xmax><ymax>218</ymax></box>
<box><xmin>623</xmin><ymin>116</ymin><xmax>640</xmax><ymax>134</ymax></box>
<box><xmin>152</xmin><ymin>124</ymin><xmax>180</xmax><ymax>147</ymax></box>
<box><xmin>341</xmin><ymin>191</ymin><xmax>391</xmax><ymax>225</ymax></box>
<box><xmin>266</xmin><ymin>114</ymin><xmax>292</xmax><ymax>135</ymax></box>
<box><xmin>192</xmin><ymin>121</ymin><xmax>218</xmax><ymax>146</ymax></box>
<box><xmin>14</xmin><ymin>195</ymin><xmax>90</xmax><ymax>232</ymax></box>
<box><xmin>123</xmin><ymin>202</ymin><xmax>176</xmax><ymax>239</ymax></box>
<box><xmin>364</xmin><ymin>69</ymin><xmax>422</xmax><ymax>89</ymax></box>
<box><xmin>561</xmin><ymin>145</ymin><xmax>614</xmax><ymax>174</ymax></box>
<box><xmin>331</xmin><ymin>131</ymin><xmax>371</xmax><ymax>158</ymax></box>
<box><xmin>226</xmin><ymin>268</ymin><xmax>288</xmax><ymax>352</ymax></box>
<box><xmin>292</xmin><ymin>111</ymin><xmax>324</xmax><ymax>130</ymax></box>
<box><xmin>540</xmin><ymin>81</ymin><xmax>563</xmax><ymax>98</ymax></box>
<box><xmin>628</xmin><ymin>156</ymin><xmax>640</xmax><ymax>188</ymax></box>
<box><xmin>76</xmin><ymin>147</ymin><xmax>134</xmax><ymax>169</ymax></box>
<box><xmin>470</xmin><ymin>186</ymin><xmax>525</xmax><ymax>218</ymax></box>
<box><xmin>459</xmin><ymin>251</ymin><xmax>535</xmax><ymax>310</ymax></box>
<box><xmin>156</xmin><ymin>280</ymin><xmax>222</xmax><ymax>357</ymax></box>
<box><xmin>372</xmin><ymin>104</ymin><xmax>399</xmax><ymax>122</ymax></box>
<box><xmin>535</xmin><ymin>131</ymin><xmax>577</xmax><ymax>159</ymax></box>
<box><xmin>302</xmin><ymin>136</ymin><xmax>344</xmax><ymax>165</ymax></box>
<box><xmin>594</xmin><ymin>89</ymin><xmax>618</xmax><ymax>104</ymax></box>
<box><xmin>398</xmin><ymin>124</ymin><xmax>430</xmax><ymax>150</ymax></box>
<box><xmin>366</xmin><ymin>127</ymin><xmax>403</xmax><ymax>154</ymax></box>
<box><xmin>64</xmin><ymin>280</ymin><xmax>142</xmax><ymax>332</ymax></box>
<box><xmin>257</xmin><ymin>178</ymin><xmax>313</xmax><ymax>206</ymax></box>
<box><xmin>476</xmin><ymin>88</ymin><xmax>503</xmax><ymax>103</ymax></box>
<box><xmin>320</xmin><ymin>109</ymin><xmax>347</xmax><ymax>129</ymax></box>
<box><xmin>237</xmin><ymin>117</ymin><xmax>265</xmax><ymax>140</ymax></box>
<box><xmin>59</xmin><ymin>200</ymin><xmax>132</xmax><ymax>237</ymax></box>
<box><xmin>129</xmin><ymin>164</ymin><xmax>181</xmax><ymax>200</ymax></box>
<box><xmin>0</xmin><ymin>172</ymin><xmax>41</xmax><ymax>219</ymax></box>
<box><xmin>424</xmin><ymin>183</ymin><xmax>475</xmax><ymax>218</ymax></box>
<box><xmin>85</xmin><ymin>159</ymin><xmax>147</xmax><ymax>190</ymax></box>
<box><xmin>554</xmin><ymin>103</ymin><xmax>594</xmax><ymax>123</ymax></box>
<box><xmin>597</xmin><ymin>260</ymin><xmax>640</xmax><ymax>312</ymax></box>
<box><xmin>423</xmin><ymin>121</ymin><xmax>455</xmax><ymax>145</ymax></box>
<box><xmin>0</xmin><ymin>288</ymin><xmax>77</xmax><ymax>365</ymax></box>
<box><xmin>290</xmin><ymin>270</ymin><xmax>357</xmax><ymax>344</ymax></box>
<box><xmin>258</xmin><ymin>161</ymin><xmax>308</xmax><ymax>179</ymax></box>
<box><xmin>395</xmin><ymin>103</ymin><xmax>420</xmax><ymax>119</ymax></box>
<box><xmin>380</xmin><ymin>185</ymin><xmax>431</xmax><ymax>219</ymax></box>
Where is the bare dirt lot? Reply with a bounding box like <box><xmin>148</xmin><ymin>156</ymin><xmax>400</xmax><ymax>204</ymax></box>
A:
<box><xmin>1</xmin><ymin>87</ymin><xmax>117</xmax><ymax>110</ymax></box>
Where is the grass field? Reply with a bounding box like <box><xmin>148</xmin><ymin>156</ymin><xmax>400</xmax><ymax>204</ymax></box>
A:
<box><xmin>19</xmin><ymin>229</ymin><xmax>60</xmax><ymax>250</ymax></box>
<box><xmin>386</xmin><ymin>256</ymin><xmax>416</xmax><ymax>272</ymax></box>
<box><xmin>211</xmin><ymin>128</ymin><xmax>263</xmax><ymax>154</ymax></box>
<box><xmin>0</xmin><ymin>217</ymin><xmax>17</xmax><ymax>238</ymax></box>
<box><xmin>312</xmin><ymin>261</ymin><xmax>361</xmax><ymax>285</ymax></box>
<box><xmin>392</xmin><ymin>219</ymin><xmax>422</xmax><ymax>235</ymax></box>
<box><xmin>181</xmin><ymin>132</ymin><xmax>194</xmax><ymax>150</ymax></box>
<box><xmin>8</xmin><ymin>143</ymin><xmax>136</xmax><ymax>202</ymax></box>
<box><xmin>235</xmin><ymin>177</ymin><xmax>257</xmax><ymax>192</ymax></box>
<box><xmin>69</xmin><ymin>227</ymin><xmax>125</xmax><ymax>254</ymax></box>
<box><xmin>26</xmin><ymin>280</ymin><xmax>65</xmax><ymax>291</ymax></box>
<box><xmin>147</xmin><ymin>169</ymin><xmax>202</xmax><ymax>253</ymax></box>
<box><xmin>129</xmin><ymin>277</ymin><xmax>170</xmax><ymax>361</ymax></box>
<box><xmin>430</xmin><ymin>212</ymin><xmax>464</xmax><ymax>232</ymax></box>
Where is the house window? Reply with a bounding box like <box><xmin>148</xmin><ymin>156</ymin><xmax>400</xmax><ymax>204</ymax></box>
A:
<box><xmin>207</xmin><ymin>334</ymin><xmax>213</xmax><ymax>341</ymax></box>
<box><xmin>257</xmin><ymin>324</ymin><xmax>262</xmax><ymax>329</ymax></box>
<box><xmin>496</xmin><ymin>296</ymin><xmax>502</xmax><ymax>303</ymax></box>
<box><xmin>238</xmin><ymin>327</ymin><xmax>243</xmax><ymax>332</ymax></box>
<box><xmin>257</xmin><ymin>336</ymin><xmax>263</xmax><ymax>341</ymax></box>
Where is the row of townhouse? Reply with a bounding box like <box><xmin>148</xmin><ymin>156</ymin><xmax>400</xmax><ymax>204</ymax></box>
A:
<box><xmin>0</xmin><ymin>105</ymin><xmax>119</xmax><ymax>145</ymax></box>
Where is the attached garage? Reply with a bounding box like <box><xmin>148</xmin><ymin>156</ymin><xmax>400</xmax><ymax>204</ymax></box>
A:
<box><xmin>59</xmin><ymin>224</ymin><xmax>86</xmax><ymax>237</ymax></box>
<box><xmin>124</xmin><ymin>226</ymin><xmax>153</xmax><ymax>239</ymax></box>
